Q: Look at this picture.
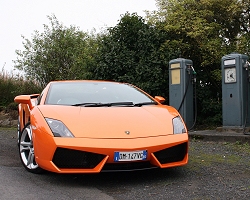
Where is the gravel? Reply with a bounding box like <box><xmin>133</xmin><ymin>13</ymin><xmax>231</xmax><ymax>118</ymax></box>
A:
<box><xmin>83</xmin><ymin>140</ymin><xmax>250</xmax><ymax>199</ymax></box>
<box><xmin>1</xmin><ymin>128</ymin><xmax>250</xmax><ymax>199</ymax></box>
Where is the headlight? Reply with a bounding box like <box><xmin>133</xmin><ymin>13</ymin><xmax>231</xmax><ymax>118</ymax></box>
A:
<box><xmin>45</xmin><ymin>118</ymin><xmax>74</xmax><ymax>137</ymax></box>
<box><xmin>173</xmin><ymin>116</ymin><xmax>186</xmax><ymax>134</ymax></box>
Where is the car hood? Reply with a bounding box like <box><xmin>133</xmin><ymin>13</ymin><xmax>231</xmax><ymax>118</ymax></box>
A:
<box><xmin>38</xmin><ymin>105</ymin><xmax>178</xmax><ymax>139</ymax></box>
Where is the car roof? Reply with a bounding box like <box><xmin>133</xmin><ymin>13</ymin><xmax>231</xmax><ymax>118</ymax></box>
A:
<box><xmin>49</xmin><ymin>80</ymin><xmax>122</xmax><ymax>84</ymax></box>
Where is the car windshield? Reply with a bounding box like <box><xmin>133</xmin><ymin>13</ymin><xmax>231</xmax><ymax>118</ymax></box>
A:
<box><xmin>45</xmin><ymin>82</ymin><xmax>156</xmax><ymax>106</ymax></box>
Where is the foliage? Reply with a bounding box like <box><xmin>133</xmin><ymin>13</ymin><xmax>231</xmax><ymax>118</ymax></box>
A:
<box><xmin>14</xmin><ymin>15</ymin><xmax>96</xmax><ymax>87</ymax></box>
<box><xmin>88</xmin><ymin>13</ymin><xmax>171</xmax><ymax>98</ymax></box>
<box><xmin>147</xmin><ymin>0</ymin><xmax>250</xmax><ymax>126</ymax></box>
<box><xmin>0</xmin><ymin>70</ymin><xmax>42</xmax><ymax>108</ymax></box>
<box><xmin>237</xmin><ymin>0</ymin><xmax>250</xmax><ymax>55</ymax></box>
<box><xmin>11</xmin><ymin>1</ymin><xmax>250</xmax><ymax>128</ymax></box>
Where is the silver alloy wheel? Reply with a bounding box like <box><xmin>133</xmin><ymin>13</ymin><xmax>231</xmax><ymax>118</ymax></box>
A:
<box><xmin>19</xmin><ymin>124</ymin><xmax>39</xmax><ymax>170</ymax></box>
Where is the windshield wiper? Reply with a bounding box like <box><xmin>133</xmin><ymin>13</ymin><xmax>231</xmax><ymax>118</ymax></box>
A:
<box><xmin>72</xmin><ymin>103</ymin><xmax>101</xmax><ymax>106</ymax></box>
<box><xmin>72</xmin><ymin>101</ymin><xmax>157</xmax><ymax>107</ymax></box>
<box><xmin>133</xmin><ymin>102</ymin><xmax>158</xmax><ymax>107</ymax></box>
<box><xmin>72</xmin><ymin>102</ymin><xmax>134</xmax><ymax>107</ymax></box>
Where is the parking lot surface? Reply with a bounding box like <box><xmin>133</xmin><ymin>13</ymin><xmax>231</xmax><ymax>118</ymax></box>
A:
<box><xmin>1</xmin><ymin>128</ymin><xmax>250</xmax><ymax>199</ymax></box>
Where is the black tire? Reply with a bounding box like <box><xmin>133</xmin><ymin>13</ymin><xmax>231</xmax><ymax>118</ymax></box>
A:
<box><xmin>18</xmin><ymin>123</ymin><xmax>44</xmax><ymax>174</ymax></box>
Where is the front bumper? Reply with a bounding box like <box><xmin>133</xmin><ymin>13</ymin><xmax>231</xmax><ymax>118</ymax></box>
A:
<box><xmin>34</xmin><ymin>132</ymin><xmax>188</xmax><ymax>173</ymax></box>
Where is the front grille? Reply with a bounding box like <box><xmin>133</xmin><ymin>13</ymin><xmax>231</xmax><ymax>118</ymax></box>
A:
<box><xmin>52</xmin><ymin>148</ymin><xmax>106</xmax><ymax>169</ymax></box>
<box><xmin>102</xmin><ymin>161</ymin><xmax>156</xmax><ymax>172</ymax></box>
<box><xmin>153</xmin><ymin>142</ymin><xmax>187</xmax><ymax>164</ymax></box>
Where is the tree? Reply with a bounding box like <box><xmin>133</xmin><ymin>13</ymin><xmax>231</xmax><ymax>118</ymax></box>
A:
<box><xmin>237</xmin><ymin>0</ymin><xmax>250</xmax><ymax>55</ymax></box>
<box><xmin>14</xmin><ymin>15</ymin><xmax>96</xmax><ymax>87</ymax></box>
<box><xmin>89</xmin><ymin>13</ymin><xmax>171</xmax><ymax>98</ymax></box>
<box><xmin>147</xmin><ymin>0</ymin><xmax>249</xmax><ymax>126</ymax></box>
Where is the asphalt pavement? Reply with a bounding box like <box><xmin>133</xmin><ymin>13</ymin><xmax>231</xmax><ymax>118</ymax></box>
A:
<box><xmin>1</xmin><ymin>128</ymin><xmax>250</xmax><ymax>199</ymax></box>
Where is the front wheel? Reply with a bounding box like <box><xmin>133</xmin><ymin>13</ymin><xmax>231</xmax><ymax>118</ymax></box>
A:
<box><xmin>17</xmin><ymin>116</ymin><xmax>20</xmax><ymax>144</ymax></box>
<box><xmin>18</xmin><ymin>123</ymin><xmax>43</xmax><ymax>173</ymax></box>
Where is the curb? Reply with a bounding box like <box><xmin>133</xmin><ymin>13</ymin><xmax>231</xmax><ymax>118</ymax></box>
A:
<box><xmin>189</xmin><ymin>130</ymin><xmax>250</xmax><ymax>144</ymax></box>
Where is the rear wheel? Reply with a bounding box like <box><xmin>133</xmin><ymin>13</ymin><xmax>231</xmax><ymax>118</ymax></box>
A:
<box><xmin>19</xmin><ymin>123</ymin><xmax>43</xmax><ymax>173</ymax></box>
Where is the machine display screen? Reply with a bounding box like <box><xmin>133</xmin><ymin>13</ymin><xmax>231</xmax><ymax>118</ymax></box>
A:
<box><xmin>170</xmin><ymin>63</ymin><xmax>181</xmax><ymax>84</ymax></box>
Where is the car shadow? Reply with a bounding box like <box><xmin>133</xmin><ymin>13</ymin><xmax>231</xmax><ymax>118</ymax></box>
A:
<box><xmin>40</xmin><ymin>166</ymin><xmax>187</xmax><ymax>188</ymax></box>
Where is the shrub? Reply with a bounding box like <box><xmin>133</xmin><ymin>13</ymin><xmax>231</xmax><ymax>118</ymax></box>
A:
<box><xmin>0</xmin><ymin>70</ymin><xmax>42</xmax><ymax>107</ymax></box>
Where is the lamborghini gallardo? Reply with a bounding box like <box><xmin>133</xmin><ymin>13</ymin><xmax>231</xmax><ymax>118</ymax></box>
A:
<box><xmin>14</xmin><ymin>80</ymin><xmax>188</xmax><ymax>173</ymax></box>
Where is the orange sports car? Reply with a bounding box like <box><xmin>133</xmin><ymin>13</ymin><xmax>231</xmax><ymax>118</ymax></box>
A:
<box><xmin>14</xmin><ymin>80</ymin><xmax>188</xmax><ymax>174</ymax></box>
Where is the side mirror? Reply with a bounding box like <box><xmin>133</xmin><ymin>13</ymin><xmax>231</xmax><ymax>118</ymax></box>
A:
<box><xmin>14</xmin><ymin>94</ymin><xmax>40</xmax><ymax>109</ymax></box>
<box><xmin>154</xmin><ymin>96</ymin><xmax>165</xmax><ymax>104</ymax></box>
<box><xmin>14</xmin><ymin>95</ymin><xmax>31</xmax><ymax>104</ymax></box>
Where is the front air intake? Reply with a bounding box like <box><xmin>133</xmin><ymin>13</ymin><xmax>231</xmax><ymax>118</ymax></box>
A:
<box><xmin>153</xmin><ymin>142</ymin><xmax>187</xmax><ymax>164</ymax></box>
<box><xmin>102</xmin><ymin>161</ymin><xmax>156</xmax><ymax>172</ymax></box>
<box><xmin>52</xmin><ymin>148</ymin><xmax>106</xmax><ymax>169</ymax></box>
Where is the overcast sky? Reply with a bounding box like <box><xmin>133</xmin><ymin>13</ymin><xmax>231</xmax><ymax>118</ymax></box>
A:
<box><xmin>0</xmin><ymin>0</ymin><xmax>157</xmax><ymax>72</ymax></box>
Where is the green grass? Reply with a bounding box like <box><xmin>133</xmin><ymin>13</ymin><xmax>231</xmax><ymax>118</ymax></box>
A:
<box><xmin>0</xmin><ymin>127</ymin><xmax>16</xmax><ymax>130</ymax></box>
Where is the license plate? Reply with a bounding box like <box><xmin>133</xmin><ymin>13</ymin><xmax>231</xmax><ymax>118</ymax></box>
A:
<box><xmin>114</xmin><ymin>150</ymin><xmax>147</xmax><ymax>162</ymax></box>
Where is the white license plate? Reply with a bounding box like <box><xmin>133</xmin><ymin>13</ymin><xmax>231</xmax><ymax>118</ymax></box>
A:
<box><xmin>114</xmin><ymin>150</ymin><xmax>147</xmax><ymax>162</ymax></box>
